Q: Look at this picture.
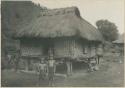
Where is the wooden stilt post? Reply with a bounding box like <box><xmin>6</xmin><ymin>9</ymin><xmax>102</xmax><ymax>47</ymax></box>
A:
<box><xmin>66</xmin><ymin>60</ymin><xmax>71</xmax><ymax>76</ymax></box>
<box><xmin>98</xmin><ymin>56</ymin><xmax>100</xmax><ymax>64</ymax></box>
<box><xmin>30</xmin><ymin>59</ymin><xmax>33</xmax><ymax>71</ymax></box>
<box><xmin>54</xmin><ymin>63</ymin><xmax>56</xmax><ymax>74</ymax></box>
<box><xmin>25</xmin><ymin>59</ymin><xmax>28</xmax><ymax>71</ymax></box>
<box><xmin>96</xmin><ymin>55</ymin><xmax>99</xmax><ymax>64</ymax></box>
<box><xmin>95</xmin><ymin>56</ymin><xmax>98</xmax><ymax>65</ymax></box>
<box><xmin>66</xmin><ymin>61</ymin><xmax>68</xmax><ymax>76</ymax></box>
<box><xmin>70</xmin><ymin>60</ymin><xmax>72</xmax><ymax>75</ymax></box>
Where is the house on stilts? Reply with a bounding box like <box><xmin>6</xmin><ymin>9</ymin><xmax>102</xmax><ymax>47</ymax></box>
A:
<box><xmin>14</xmin><ymin>7</ymin><xmax>104</xmax><ymax>75</ymax></box>
<box><xmin>112</xmin><ymin>33</ymin><xmax>124</xmax><ymax>56</ymax></box>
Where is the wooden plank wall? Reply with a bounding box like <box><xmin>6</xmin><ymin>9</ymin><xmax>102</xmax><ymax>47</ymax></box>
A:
<box><xmin>20</xmin><ymin>40</ymin><xmax>44</xmax><ymax>56</ymax></box>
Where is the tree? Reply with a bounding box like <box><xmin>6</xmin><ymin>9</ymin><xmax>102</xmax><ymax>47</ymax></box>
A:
<box><xmin>1</xmin><ymin>1</ymin><xmax>47</xmax><ymax>69</ymax></box>
<box><xmin>96</xmin><ymin>19</ymin><xmax>118</xmax><ymax>41</ymax></box>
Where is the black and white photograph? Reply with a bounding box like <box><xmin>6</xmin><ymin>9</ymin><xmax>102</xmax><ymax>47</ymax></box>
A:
<box><xmin>1</xmin><ymin>0</ymin><xmax>124</xmax><ymax>87</ymax></box>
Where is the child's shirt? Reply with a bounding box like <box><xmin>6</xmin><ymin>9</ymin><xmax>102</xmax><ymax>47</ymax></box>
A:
<box><xmin>38</xmin><ymin>63</ymin><xmax>47</xmax><ymax>72</ymax></box>
<box><xmin>48</xmin><ymin>60</ymin><xmax>55</xmax><ymax>67</ymax></box>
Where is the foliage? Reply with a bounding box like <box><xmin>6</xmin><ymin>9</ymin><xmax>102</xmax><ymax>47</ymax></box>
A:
<box><xmin>1</xmin><ymin>1</ymin><xmax>47</xmax><ymax>70</ymax></box>
<box><xmin>96</xmin><ymin>19</ymin><xmax>118</xmax><ymax>41</ymax></box>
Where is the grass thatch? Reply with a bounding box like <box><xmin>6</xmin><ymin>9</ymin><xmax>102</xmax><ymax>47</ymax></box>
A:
<box><xmin>14</xmin><ymin>7</ymin><xmax>103</xmax><ymax>41</ymax></box>
<box><xmin>113</xmin><ymin>33</ymin><xmax>124</xmax><ymax>44</ymax></box>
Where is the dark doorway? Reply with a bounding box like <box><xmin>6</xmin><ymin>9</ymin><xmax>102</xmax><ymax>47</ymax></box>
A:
<box><xmin>72</xmin><ymin>61</ymin><xmax>88</xmax><ymax>73</ymax></box>
<box><xmin>56</xmin><ymin>63</ymin><xmax>67</xmax><ymax>74</ymax></box>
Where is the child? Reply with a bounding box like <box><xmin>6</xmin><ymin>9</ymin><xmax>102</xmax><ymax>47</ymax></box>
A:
<box><xmin>38</xmin><ymin>58</ymin><xmax>47</xmax><ymax>82</ymax></box>
<box><xmin>48</xmin><ymin>58</ymin><xmax>55</xmax><ymax>86</ymax></box>
<box><xmin>88</xmin><ymin>57</ymin><xmax>99</xmax><ymax>72</ymax></box>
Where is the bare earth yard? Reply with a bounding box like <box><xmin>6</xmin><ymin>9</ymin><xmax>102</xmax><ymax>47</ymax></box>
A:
<box><xmin>1</xmin><ymin>53</ymin><xmax>124</xmax><ymax>87</ymax></box>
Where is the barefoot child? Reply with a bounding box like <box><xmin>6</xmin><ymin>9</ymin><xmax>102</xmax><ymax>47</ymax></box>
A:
<box><xmin>48</xmin><ymin>58</ymin><xmax>55</xmax><ymax>86</ymax></box>
<box><xmin>38</xmin><ymin>58</ymin><xmax>47</xmax><ymax>84</ymax></box>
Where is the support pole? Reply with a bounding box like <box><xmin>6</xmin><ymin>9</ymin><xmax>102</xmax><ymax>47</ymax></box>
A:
<box><xmin>98</xmin><ymin>56</ymin><xmax>100</xmax><ymax>64</ymax></box>
<box><xmin>66</xmin><ymin>59</ymin><xmax>72</xmax><ymax>76</ymax></box>
<box><xmin>66</xmin><ymin>61</ymin><xmax>70</xmax><ymax>76</ymax></box>
<box><xmin>25</xmin><ymin>59</ymin><xmax>28</xmax><ymax>71</ymax></box>
<box><xmin>70</xmin><ymin>60</ymin><xmax>72</xmax><ymax>75</ymax></box>
<box><xmin>54</xmin><ymin>64</ymin><xmax>56</xmax><ymax>74</ymax></box>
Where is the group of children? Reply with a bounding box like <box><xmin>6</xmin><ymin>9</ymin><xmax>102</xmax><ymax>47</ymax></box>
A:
<box><xmin>38</xmin><ymin>45</ymin><xmax>103</xmax><ymax>86</ymax></box>
<box><xmin>38</xmin><ymin>57</ymin><xmax>55</xmax><ymax>86</ymax></box>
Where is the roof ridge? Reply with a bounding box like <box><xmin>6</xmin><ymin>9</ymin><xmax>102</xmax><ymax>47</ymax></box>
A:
<box><xmin>39</xmin><ymin>6</ymin><xmax>80</xmax><ymax>16</ymax></box>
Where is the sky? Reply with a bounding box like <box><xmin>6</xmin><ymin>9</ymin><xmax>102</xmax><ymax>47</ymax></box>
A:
<box><xmin>32</xmin><ymin>0</ymin><xmax>124</xmax><ymax>34</ymax></box>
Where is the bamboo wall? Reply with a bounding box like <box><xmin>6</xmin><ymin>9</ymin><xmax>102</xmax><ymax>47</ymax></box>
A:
<box><xmin>88</xmin><ymin>45</ymin><xmax>96</xmax><ymax>57</ymax></box>
<box><xmin>54</xmin><ymin>39</ymin><xmax>75</xmax><ymax>58</ymax></box>
<box><xmin>20</xmin><ymin>38</ymin><xmax>98</xmax><ymax>59</ymax></box>
<box><xmin>54</xmin><ymin>38</ymin><xmax>94</xmax><ymax>59</ymax></box>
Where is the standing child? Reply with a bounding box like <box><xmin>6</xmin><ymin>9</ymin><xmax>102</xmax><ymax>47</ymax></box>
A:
<box><xmin>47</xmin><ymin>48</ymin><xmax>55</xmax><ymax>86</ymax></box>
<box><xmin>48</xmin><ymin>58</ymin><xmax>55</xmax><ymax>86</ymax></box>
<box><xmin>38</xmin><ymin>58</ymin><xmax>47</xmax><ymax>85</ymax></box>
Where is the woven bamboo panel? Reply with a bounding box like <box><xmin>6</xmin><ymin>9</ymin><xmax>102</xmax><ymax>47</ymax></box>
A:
<box><xmin>20</xmin><ymin>39</ymin><xmax>97</xmax><ymax>59</ymax></box>
<box><xmin>72</xmin><ymin>40</ymin><xmax>83</xmax><ymax>58</ymax></box>
<box><xmin>54</xmin><ymin>39</ymin><xmax>85</xmax><ymax>59</ymax></box>
<box><xmin>87</xmin><ymin>44</ymin><xmax>96</xmax><ymax>58</ymax></box>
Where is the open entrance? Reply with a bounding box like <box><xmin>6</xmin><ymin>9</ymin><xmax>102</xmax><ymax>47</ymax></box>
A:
<box><xmin>55</xmin><ymin>60</ymin><xmax>89</xmax><ymax>75</ymax></box>
<box><xmin>72</xmin><ymin>61</ymin><xmax>88</xmax><ymax>73</ymax></box>
<box><xmin>55</xmin><ymin>63</ymin><xmax>67</xmax><ymax>74</ymax></box>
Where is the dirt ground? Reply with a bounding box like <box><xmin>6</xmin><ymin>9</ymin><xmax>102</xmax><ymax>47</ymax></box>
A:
<box><xmin>1</xmin><ymin>53</ymin><xmax>124</xmax><ymax>87</ymax></box>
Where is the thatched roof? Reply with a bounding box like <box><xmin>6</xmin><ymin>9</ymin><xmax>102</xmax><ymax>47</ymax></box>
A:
<box><xmin>113</xmin><ymin>33</ymin><xmax>124</xmax><ymax>44</ymax></box>
<box><xmin>14</xmin><ymin>7</ymin><xmax>103</xmax><ymax>41</ymax></box>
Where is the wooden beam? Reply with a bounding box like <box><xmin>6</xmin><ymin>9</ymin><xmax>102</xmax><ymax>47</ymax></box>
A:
<box><xmin>25</xmin><ymin>59</ymin><xmax>29</xmax><ymax>71</ymax></box>
<box><xmin>54</xmin><ymin>64</ymin><xmax>56</xmax><ymax>74</ymax></box>
<box><xmin>66</xmin><ymin>60</ymin><xmax>72</xmax><ymax>76</ymax></box>
<box><xmin>66</xmin><ymin>61</ymin><xmax>70</xmax><ymax>76</ymax></box>
<box><xmin>70</xmin><ymin>61</ymin><xmax>72</xmax><ymax>75</ymax></box>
